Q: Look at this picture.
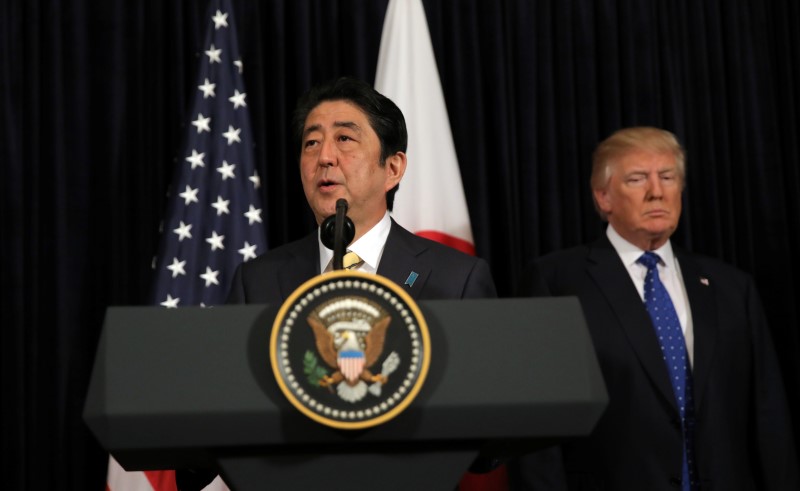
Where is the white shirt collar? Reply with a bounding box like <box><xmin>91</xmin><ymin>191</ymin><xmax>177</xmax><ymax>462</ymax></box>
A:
<box><xmin>318</xmin><ymin>211</ymin><xmax>392</xmax><ymax>273</ymax></box>
<box><xmin>606</xmin><ymin>224</ymin><xmax>677</xmax><ymax>269</ymax></box>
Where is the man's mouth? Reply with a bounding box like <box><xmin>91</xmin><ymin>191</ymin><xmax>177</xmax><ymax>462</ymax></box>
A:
<box><xmin>318</xmin><ymin>179</ymin><xmax>339</xmax><ymax>191</ymax></box>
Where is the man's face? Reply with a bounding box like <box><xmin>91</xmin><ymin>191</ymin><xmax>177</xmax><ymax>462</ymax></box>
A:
<box><xmin>299</xmin><ymin>100</ymin><xmax>405</xmax><ymax>229</ymax></box>
<box><xmin>593</xmin><ymin>149</ymin><xmax>683</xmax><ymax>250</ymax></box>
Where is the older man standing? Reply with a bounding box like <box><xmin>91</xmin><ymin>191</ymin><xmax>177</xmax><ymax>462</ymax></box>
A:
<box><xmin>515</xmin><ymin>127</ymin><xmax>798</xmax><ymax>490</ymax></box>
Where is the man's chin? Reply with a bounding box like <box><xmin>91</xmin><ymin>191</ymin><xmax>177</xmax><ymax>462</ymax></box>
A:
<box><xmin>643</xmin><ymin>226</ymin><xmax>676</xmax><ymax>242</ymax></box>
<box><xmin>314</xmin><ymin>201</ymin><xmax>352</xmax><ymax>222</ymax></box>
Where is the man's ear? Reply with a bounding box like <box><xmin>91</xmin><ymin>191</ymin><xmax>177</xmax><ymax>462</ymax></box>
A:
<box><xmin>593</xmin><ymin>187</ymin><xmax>612</xmax><ymax>215</ymax></box>
<box><xmin>384</xmin><ymin>151</ymin><xmax>407</xmax><ymax>191</ymax></box>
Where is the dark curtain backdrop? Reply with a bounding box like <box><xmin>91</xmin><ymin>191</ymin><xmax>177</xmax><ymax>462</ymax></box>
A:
<box><xmin>3</xmin><ymin>0</ymin><xmax>799</xmax><ymax>489</ymax></box>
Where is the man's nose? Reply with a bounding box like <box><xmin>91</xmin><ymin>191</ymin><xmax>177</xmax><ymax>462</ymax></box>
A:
<box><xmin>647</xmin><ymin>174</ymin><xmax>663</xmax><ymax>198</ymax></box>
<box><xmin>318</xmin><ymin>139</ymin><xmax>337</xmax><ymax>167</ymax></box>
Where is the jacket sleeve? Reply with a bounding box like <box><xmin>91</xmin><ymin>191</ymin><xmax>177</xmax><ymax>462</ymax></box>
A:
<box><xmin>747</xmin><ymin>276</ymin><xmax>800</xmax><ymax>489</ymax></box>
<box><xmin>461</xmin><ymin>257</ymin><xmax>498</xmax><ymax>299</ymax></box>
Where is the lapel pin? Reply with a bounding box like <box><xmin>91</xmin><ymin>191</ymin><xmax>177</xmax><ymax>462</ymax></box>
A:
<box><xmin>405</xmin><ymin>271</ymin><xmax>419</xmax><ymax>287</ymax></box>
<box><xmin>700</xmin><ymin>277</ymin><xmax>709</xmax><ymax>286</ymax></box>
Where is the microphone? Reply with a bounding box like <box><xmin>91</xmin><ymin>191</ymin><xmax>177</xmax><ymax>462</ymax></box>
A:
<box><xmin>320</xmin><ymin>198</ymin><xmax>355</xmax><ymax>270</ymax></box>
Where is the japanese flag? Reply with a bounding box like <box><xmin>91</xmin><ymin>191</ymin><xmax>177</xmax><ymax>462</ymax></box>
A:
<box><xmin>375</xmin><ymin>0</ymin><xmax>475</xmax><ymax>256</ymax></box>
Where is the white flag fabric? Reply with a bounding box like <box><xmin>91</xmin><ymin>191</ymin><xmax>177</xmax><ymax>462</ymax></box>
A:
<box><xmin>375</xmin><ymin>0</ymin><xmax>476</xmax><ymax>256</ymax></box>
<box><xmin>106</xmin><ymin>457</ymin><xmax>155</xmax><ymax>491</ymax></box>
<box><xmin>106</xmin><ymin>457</ymin><xmax>229</xmax><ymax>491</ymax></box>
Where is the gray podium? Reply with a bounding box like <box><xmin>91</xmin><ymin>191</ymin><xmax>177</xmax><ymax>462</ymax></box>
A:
<box><xmin>84</xmin><ymin>297</ymin><xmax>607</xmax><ymax>490</ymax></box>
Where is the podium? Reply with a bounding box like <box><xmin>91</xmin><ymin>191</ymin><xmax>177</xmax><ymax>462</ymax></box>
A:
<box><xmin>84</xmin><ymin>298</ymin><xmax>607</xmax><ymax>490</ymax></box>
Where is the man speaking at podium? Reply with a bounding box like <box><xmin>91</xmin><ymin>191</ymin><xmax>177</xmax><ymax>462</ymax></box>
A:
<box><xmin>227</xmin><ymin>76</ymin><xmax>496</xmax><ymax>303</ymax></box>
<box><xmin>177</xmin><ymin>77</ymin><xmax>496</xmax><ymax>490</ymax></box>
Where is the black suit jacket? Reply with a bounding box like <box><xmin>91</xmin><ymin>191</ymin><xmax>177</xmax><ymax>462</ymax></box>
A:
<box><xmin>514</xmin><ymin>235</ymin><xmax>798</xmax><ymax>491</ymax></box>
<box><xmin>228</xmin><ymin>218</ymin><xmax>497</xmax><ymax>303</ymax></box>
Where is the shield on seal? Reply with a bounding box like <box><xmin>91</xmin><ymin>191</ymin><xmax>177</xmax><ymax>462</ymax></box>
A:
<box><xmin>338</xmin><ymin>350</ymin><xmax>365</xmax><ymax>383</ymax></box>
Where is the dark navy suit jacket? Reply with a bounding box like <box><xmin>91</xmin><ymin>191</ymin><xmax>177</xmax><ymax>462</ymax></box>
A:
<box><xmin>514</xmin><ymin>235</ymin><xmax>798</xmax><ymax>491</ymax></box>
<box><xmin>228</xmin><ymin>218</ymin><xmax>497</xmax><ymax>304</ymax></box>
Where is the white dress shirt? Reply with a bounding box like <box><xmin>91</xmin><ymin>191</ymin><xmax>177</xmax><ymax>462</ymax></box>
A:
<box><xmin>606</xmin><ymin>225</ymin><xmax>695</xmax><ymax>367</ymax></box>
<box><xmin>318</xmin><ymin>211</ymin><xmax>392</xmax><ymax>274</ymax></box>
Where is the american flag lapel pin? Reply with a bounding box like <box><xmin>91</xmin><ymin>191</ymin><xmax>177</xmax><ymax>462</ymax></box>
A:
<box><xmin>405</xmin><ymin>271</ymin><xmax>419</xmax><ymax>287</ymax></box>
<box><xmin>700</xmin><ymin>277</ymin><xmax>709</xmax><ymax>286</ymax></box>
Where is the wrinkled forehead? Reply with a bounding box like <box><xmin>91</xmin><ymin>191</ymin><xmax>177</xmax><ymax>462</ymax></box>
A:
<box><xmin>305</xmin><ymin>100</ymin><xmax>371</xmax><ymax>129</ymax></box>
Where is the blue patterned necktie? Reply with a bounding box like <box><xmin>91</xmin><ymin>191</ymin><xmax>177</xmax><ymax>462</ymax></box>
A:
<box><xmin>638</xmin><ymin>252</ymin><xmax>697</xmax><ymax>490</ymax></box>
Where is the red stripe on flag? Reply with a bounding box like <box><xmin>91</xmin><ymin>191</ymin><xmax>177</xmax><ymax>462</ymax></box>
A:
<box><xmin>144</xmin><ymin>470</ymin><xmax>177</xmax><ymax>491</ymax></box>
<box><xmin>459</xmin><ymin>466</ymin><xmax>509</xmax><ymax>491</ymax></box>
<box><xmin>416</xmin><ymin>231</ymin><xmax>476</xmax><ymax>256</ymax></box>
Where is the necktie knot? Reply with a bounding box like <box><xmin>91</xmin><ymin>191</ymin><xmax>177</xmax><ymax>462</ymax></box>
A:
<box><xmin>342</xmin><ymin>251</ymin><xmax>364</xmax><ymax>270</ymax></box>
<box><xmin>637</xmin><ymin>251</ymin><xmax>662</xmax><ymax>270</ymax></box>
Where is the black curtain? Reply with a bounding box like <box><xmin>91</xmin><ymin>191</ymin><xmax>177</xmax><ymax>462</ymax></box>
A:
<box><xmin>3</xmin><ymin>0</ymin><xmax>799</xmax><ymax>489</ymax></box>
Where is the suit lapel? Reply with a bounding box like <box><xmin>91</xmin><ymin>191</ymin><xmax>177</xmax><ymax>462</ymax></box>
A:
<box><xmin>587</xmin><ymin>237</ymin><xmax>678</xmax><ymax>412</ymax></box>
<box><xmin>675</xmin><ymin>251</ymin><xmax>718</xmax><ymax>411</ymax></box>
<box><xmin>276</xmin><ymin>231</ymin><xmax>320</xmax><ymax>301</ymax></box>
<box><xmin>376</xmin><ymin>220</ymin><xmax>430</xmax><ymax>300</ymax></box>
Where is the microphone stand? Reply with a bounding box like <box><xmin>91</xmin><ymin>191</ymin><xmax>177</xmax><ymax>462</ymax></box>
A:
<box><xmin>332</xmin><ymin>198</ymin><xmax>348</xmax><ymax>271</ymax></box>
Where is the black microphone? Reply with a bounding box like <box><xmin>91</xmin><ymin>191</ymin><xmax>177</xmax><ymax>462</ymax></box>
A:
<box><xmin>320</xmin><ymin>198</ymin><xmax>355</xmax><ymax>270</ymax></box>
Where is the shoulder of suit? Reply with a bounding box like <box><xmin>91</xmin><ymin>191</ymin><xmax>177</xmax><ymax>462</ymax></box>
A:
<box><xmin>535</xmin><ymin>243</ymin><xmax>592</xmax><ymax>267</ymax></box>
<box><xmin>674</xmin><ymin>248</ymin><xmax>752</xmax><ymax>283</ymax></box>
<box><xmin>241</xmin><ymin>231</ymin><xmax>316</xmax><ymax>269</ymax></box>
<box><xmin>392</xmin><ymin>222</ymin><xmax>486</xmax><ymax>265</ymax></box>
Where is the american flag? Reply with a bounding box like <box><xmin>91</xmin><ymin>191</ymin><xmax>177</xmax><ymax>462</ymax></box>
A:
<box><xmin>151</xmin><ymin>0</ymin><xmax>267</xmax><ymax>309</ymax></box>
<box><xmin>107</xmin><ymin>0</ymin><xmax>265</xmax><ymax>489</ymax></box>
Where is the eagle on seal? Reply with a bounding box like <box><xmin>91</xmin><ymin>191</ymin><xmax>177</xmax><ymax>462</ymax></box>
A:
<box><xmin>308</xmin><ymin>315</ymin><xmax>391</xmax><ymax>393</ymax></box>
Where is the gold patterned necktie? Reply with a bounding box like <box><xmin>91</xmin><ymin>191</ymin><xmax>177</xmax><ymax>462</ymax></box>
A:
<box><xmin>342</xmin><ymin>251</ymin><xmax>364</xmax><ymax>270</ymax></box>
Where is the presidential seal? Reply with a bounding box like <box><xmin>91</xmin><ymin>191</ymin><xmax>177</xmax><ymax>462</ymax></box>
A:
<box><xmin>270</xmin><ymin>270</ymin><xmax>431</xmax><ymax>429</ymax></box>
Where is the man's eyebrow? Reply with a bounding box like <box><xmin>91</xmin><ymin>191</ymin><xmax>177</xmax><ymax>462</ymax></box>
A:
<box><xmin>333</xmin><ymin>121</ymin><xmax>362</xmax><ymax>133</ymax></box>
<box><xmin>302</xmin><ymin>121</ymin><xmax>362</xmax><ymax>139</ymax></box>
<box><xmin>302</xmin><ymin>123</ymin><xmax>321</xmax><ymax>139</ymax></box>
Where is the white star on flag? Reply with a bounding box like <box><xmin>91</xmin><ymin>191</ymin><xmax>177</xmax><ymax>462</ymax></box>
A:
<box><xmin>212</xmin><ymin>9</ymin><xmax>228</xmax><ymax>29</ymax></box>
<box><xmin>228</xmin><ymin>90</ymin><xmax>247</xmax><ymax>109</ymax></box>
<box><xmin>206</xmin><ymin>231</ymin><xmax>225</xmax><ymax>251</ymax></box>
<box><xmin>186</xmin><ymin>149</ymin><xmax>206</xmax><ymax>169</ymax></box>
<box><xmin>205</xmin><ymin>44</ymin><xmax>222</xmax><ymax>63</ymax></box>
<box><xmin>198</xmin><ymin>78</ymin><xmax>216</xmax><ymax>98</ymax></box>
<box><xmin>160</xmin><ymin>294</ymin><xmax>180</xmax><ymax>308</ymax></box>
<box><xmin>173</xmin><ymin>221</ymin><xmax>193</xmax><ymax>241</ymax></box>
<box><xmin>192</xmin><ymin>113</ymin><xmax>212</xmax><ymax>133</ymax></box>
<box><xmin>167</xmin><ymin>257</ymin><xmax>187</xmax><ymax>278</ymax></box>
<box><xmin>238</xmin><ymin>241</ymin><xmax>258</xmax><ymax>261</ymax></box>
<box><xmin>179</xmin><ymin>185</ymin><xmax>200</xmax><ymax>205</ymax></box>
<box><xmin>249</xmin><ymin>172</ymin><xmax>261</xmax><ymax>188</ymax></box>
<box><xmin>200</xmin><ymin>267</ymin><xmax>221</xmax><ymax>287</ymax></box>
<box><xmin>217</xmin><ymin>160</ymin><xmax>236</xmax><ymax>180</ymax></box>
<box><xmin>212</xmin><ymin>196</ymin><xmax>230</xmax><ymax>215</ymax></box>
<box><xmin>222</xmin><ymin>125</ymin><xmax>241</xmax><ymax>145</ymax></box>
<box><xmin>244</xmin><ymin>205</ymin><xmax>262</xmax><ymax>225</ymax></box>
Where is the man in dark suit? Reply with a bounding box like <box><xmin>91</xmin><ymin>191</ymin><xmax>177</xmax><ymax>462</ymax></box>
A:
<box><xmin>178</xmin><ymin>77</ymin><xmax>496</xmax><ymax>490</ymax></box>
<box><xmin>514</xmin><ymin>127</ymin><xmax>798</xmax><ymax>490</ymax></box>
<box><xmin>228</xmin><ymin>76</ymin><xmax>495</xmax><ymax>302</ymax></box>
